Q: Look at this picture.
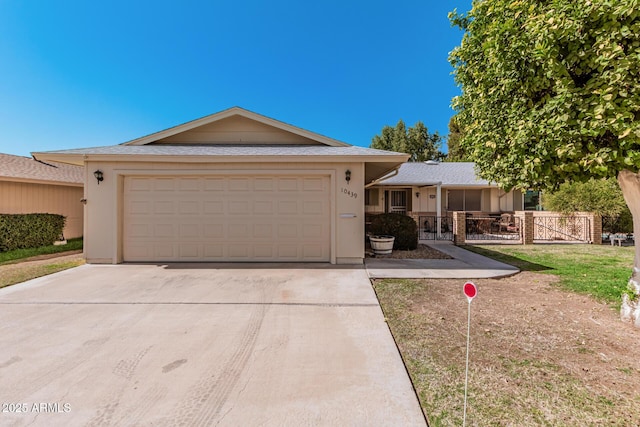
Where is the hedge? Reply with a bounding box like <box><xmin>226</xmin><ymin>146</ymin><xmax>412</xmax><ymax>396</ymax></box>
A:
<box><xmin>370</xmin><ymin>213</ymin><xmax>418</xmax><ymax>250</ymax></box>
<box><xmin>0</xmin><ymin>214</ymin><xmax>66</xmax><ymax>252</ymax></box>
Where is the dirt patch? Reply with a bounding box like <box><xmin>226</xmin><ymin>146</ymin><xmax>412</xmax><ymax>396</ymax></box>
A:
<box><xmin>366</xmin><ymin>243</ymin><xmax>452</xmax><ymax>260</ymax></box>
<box><xmin>374</xmin><ymin>272</ymin><xmax>640</xmax><ymax>425</ymax></box>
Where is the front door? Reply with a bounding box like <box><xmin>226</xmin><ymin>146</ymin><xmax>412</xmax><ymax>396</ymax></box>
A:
<box><xmin>388</xmin><ymin>190</ymin><xmax>407</xmax><ymax>214</ymax></box>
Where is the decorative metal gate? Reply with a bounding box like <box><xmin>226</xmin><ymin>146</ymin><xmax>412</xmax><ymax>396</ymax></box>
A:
<box><xmin>465</xmin><ymin>215</ymin><xmax>522</xmax><ymax>241</ymax></box>
<box><xmin>534</xmin><ymin>216</ymin><xmax>590</xmax><ymax>242</ymax></box>
<box><xmin>419</xmin><ymin>216</ymin><xmax>454</xmax><ymax>240</ymax></box>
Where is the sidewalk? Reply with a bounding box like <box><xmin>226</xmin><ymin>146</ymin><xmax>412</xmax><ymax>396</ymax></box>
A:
<box><xmin>364</xmin><ymin>241</ymin><xmax>519</xmax><ymax>279</ymax></box>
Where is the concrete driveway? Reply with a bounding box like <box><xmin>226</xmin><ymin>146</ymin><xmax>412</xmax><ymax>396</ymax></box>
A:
<box><xmin>0</xmin><ymin>264</ymin><xmax>425</xmax><ymax>426</ymax></box>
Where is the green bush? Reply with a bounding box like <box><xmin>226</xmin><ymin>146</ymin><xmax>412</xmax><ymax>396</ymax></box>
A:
<box><xmin>0</xmin><ymin>214</ymin><xmax>66</xmax><ymax>252</ymax></box>
<box><xmin>370</xmin><ymin>213</ymin><xmax>418</xmax><ymax>250</ymax></box>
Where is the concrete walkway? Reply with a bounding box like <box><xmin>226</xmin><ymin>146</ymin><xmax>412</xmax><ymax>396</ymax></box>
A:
<box><xmin>365</xmin><ymin>242</ymin><xmax>519</xmax><ymax>279</ymax></box>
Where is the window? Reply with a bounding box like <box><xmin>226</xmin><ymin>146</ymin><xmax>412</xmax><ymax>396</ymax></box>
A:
<box><xmin>465</xmin><ymin>190</ymin><xmax>482</xmax><ymax>211</ymax></box>
<box><xmin>448</xmin><ymin>190</ymin><xmax>464</xmax><ymax>211</ymax></box>
<box><xmin>447</xmin><ymin>189</ymin><xmax>482</xmax><ymax>211</ymax></box>
<box><xmin>524</xmin><ymin>190</ymin><xmax>541</xmax><ymax>210</ymax></box>
<box><xmin>365</xmin><ymin>188</ymin><xmax>379</xmax><ymax>206</ymax></box>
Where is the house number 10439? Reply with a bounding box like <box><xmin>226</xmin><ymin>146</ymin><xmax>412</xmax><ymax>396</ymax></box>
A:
<box><xmin>341</xmin><ymin>188</ymin><xmax>358</xmax><ymax>198</ymax></box>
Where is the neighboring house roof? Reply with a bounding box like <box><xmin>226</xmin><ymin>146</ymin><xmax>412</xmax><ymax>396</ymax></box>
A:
<box><xmin>376</xmin><ymin>161</ymin><xmax>494</xmax><ymax>187</ymax></box>
<box><xmin>0</xmin><ymin>153</ymin><xmax>83</xmax><ymax>186</ymax></box>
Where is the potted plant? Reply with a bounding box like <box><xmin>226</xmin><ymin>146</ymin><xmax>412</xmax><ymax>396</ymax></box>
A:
<box><xmin>369</xmin><ymin>235</ymin><xmax>395</xmax><ymax>255</ymax></box>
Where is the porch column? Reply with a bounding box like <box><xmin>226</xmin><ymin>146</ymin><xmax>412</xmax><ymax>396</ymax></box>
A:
<box><xmin>436</xmin><ymin>183</ymin><xmax>442</xmax><ymax>239</ymax></box>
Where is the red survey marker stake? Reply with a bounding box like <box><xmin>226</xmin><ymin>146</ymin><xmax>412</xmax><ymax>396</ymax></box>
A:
<box><xmin>463</xmin><ymin>281</ymin><xmax>477</xmax><ymax>427</ymax></box>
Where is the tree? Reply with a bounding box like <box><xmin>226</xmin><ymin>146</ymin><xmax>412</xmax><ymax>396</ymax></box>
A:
<box><xmin>371</xmin><ymin>119</ymin><xmax>443</xmax><ymax>162</ymax></box>
<box><xmin>445</xmin><ymin>115</ymin><xmax>470</xmax><ymax>161</ymax></box>
<box><xmin>543</xmin><ymin>178</ymin><xmax>633</xmax><ymax>233</ymax></box>
<box><xmin>449</xmin><ymin>0</ymin><xmax>640</xmax><ymax>325</ymax></box>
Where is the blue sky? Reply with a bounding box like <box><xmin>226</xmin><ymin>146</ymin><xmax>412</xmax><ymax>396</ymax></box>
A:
<box><xmin>0</xmin><ymin>0</ymin><xmax>472</xmax><ymax>158</ymax></box>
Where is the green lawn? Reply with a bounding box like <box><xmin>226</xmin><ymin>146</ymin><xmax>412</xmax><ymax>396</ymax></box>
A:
<box><xmin>464</xmin><ymin>244</ymin><xmax>634</xmax><ymax>304</ymax></box>
<box><xmin>0</xmin><ymin>238</ymin><xmax>83</xmax><ymax>265</ymax></box>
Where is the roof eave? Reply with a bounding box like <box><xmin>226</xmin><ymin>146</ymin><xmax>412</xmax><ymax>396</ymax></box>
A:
<box><xmin>0</xmin><ymin>176</ymin><xmax>83</xmax><ymax>187</ymax></box>
<box><xmin>32</xmin><ymin>152</ymin><xmax>86</xmax><ymax>166</ymax></box>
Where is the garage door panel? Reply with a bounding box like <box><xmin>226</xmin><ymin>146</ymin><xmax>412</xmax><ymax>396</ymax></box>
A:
<box><xmin>229</xmin><ymin>200</ymin><xmax>250</xmax><ymax>214</ymax></box>
<box><xmin>254</xmin><ymin>177</ymin><xmax>275</xmax><ymax>191</ymax></box>
<box><xmin>154</xmin><ymin>224</ymin><xmax>175</xmax><ymax>238</ymax></box>
<box><xmin>179</xmin><ymin>201</ymin><xmax>199</xmax><ymax>215</ymax></box>
<box><xmin>229</xmin><ymin>178</ymin><xmax>250</xmax><ymax>191</ymax></box>
<box><xmin>204</xmin><ymin>224</ymin><xmax>224</xmax><ymax>238</ymax></box>
<box><xmin>302</xmin><ymin>177</ymin><xmax>326</xmax><ymax>191</ymax></box>
<box><xmin>154</xmin><ymin>178</ymin><xmax>176</xmax><ymax>191</ymax></box>
<box><xmin>204</xmin><ymin>178</ymin><xmax>225</xmax><ymax>191</ymax></box>
<box><xmin>178</xmin><ymin>178</ymin><xmax>200</xmax><ymax>191</ymax></box>
<box><xmin>178</xmin><ymin>244</ymin><xmax>200</xmax><ymax>258</ymax></box>
<box><xmin>204</xmin><ymin>201</ymin><xmax>224</xmax><ymax>214</ymax></box>
<box><xmin>124</xmin><ymin>175</ymin><xmax>330</xmax><ymax>262</ymax></box>
<box><xmin>154</xmin><ymin>201</ymin><xmax>174</xmax><ymax>214</ymax></box>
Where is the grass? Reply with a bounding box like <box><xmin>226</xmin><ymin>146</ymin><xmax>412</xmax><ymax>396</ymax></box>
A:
<box><xmin>463</xmin><ymin>244</ymin><xmax>634</xmax><ymax>304</ymax></box>
<box><xmin>0</xmin><ymin>238</ymin><xmax>85</xmax><ymax>288</ymax></box>
<box><xmin>0</xmin><ymin>259</ymin><xmax>85</xmax><ymax>289</ymax></box>
<box><xmin>374</xmin><ymin>272</ymin><xmax>640</xmax><ymax>426</ymax></box>
<box><xmin>0</xmin><ymin>238</ymin><xmax>83</xmax><ymax>265</ymax></box>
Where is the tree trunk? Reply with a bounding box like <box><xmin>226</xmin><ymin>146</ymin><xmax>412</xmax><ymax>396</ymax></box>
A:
<box><xmin>617</xmin><ymin>170</ymin><xmax>640</xmax><ymax>326</ymax></box>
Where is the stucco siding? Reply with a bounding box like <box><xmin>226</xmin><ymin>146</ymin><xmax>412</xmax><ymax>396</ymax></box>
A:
<box><xmin>156</xmin><ymin>115</ymin><xmax>321</xmax><ymax>145</ymax></box>
<box><xmin>0</xmin><ymin>181</ymin><xmax>84</xmax><ymax>239</ymax></box>
<box><xmin>84</xmin><ymin>161</ymin><xmax>365</xmax><ymax>264</ymax></box>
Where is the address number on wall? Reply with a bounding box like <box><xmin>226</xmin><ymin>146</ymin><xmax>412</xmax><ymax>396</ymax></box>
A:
<box><xmin>341</xmin><ymin>188</ymin><xmax>358</xmax><ymax>199</ymax></box>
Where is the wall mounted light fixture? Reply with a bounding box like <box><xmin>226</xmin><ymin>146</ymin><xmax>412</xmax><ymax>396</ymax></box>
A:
<box><xmin>345</xmin><ymin>169</ymin><xmax>351</xmax><ymax>184</ymax></box>
<box><xmin>416</xmin><ymin>192</ymin><xmax>420</xmax><ymax>198</ymax></box>
<box><xmin>94</xmin><ymin>170</ymin><xmax>104</xmax><ymax>185</ymax></box>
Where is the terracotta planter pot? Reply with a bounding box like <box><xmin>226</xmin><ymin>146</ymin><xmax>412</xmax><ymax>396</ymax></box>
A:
<box><xmin>369</xmin><ymin>235</ymin><xmax>395</xmax><ymax>255</ymax></box>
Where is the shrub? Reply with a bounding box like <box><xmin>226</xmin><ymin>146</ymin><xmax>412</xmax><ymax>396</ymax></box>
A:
<box><xmin>370</xmin><ymin>213</ymin><xmax>418</xmax><ymax>250</ymax></box>
<box><xmin>0</xmin><ymin>214</ymin><xmax>66</xmax><ymax>252</ymax></box>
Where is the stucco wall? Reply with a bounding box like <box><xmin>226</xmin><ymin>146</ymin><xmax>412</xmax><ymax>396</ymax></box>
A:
<box><xmin>0</xmin><ymin>180</ymin><xmax>84</xmax><ymax>239</ymax></box>
<box><xmin>84</xmin><ymin>161</ymin><xmax>365</xmax><ymax>264</ymax></box>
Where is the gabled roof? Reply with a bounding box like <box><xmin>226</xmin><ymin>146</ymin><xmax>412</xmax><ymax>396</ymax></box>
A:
<box><xmin>0</xmin><ymin>153</ymin><xmax>83</xmax><ymax>186</ymax></box>
<box><xmin>31</xmin><ymin>107</ymin><xmax>409</xmax><ymax>184</ymax></box>
<box><xmin>376</xmin><ymin>162</ymin><xmax>494</xmax><ymax>187</ymax></box>
<box><xmin>123</xmin><ymin>106</ymin><xmax>349</xmax><ymax>147</ymax></box>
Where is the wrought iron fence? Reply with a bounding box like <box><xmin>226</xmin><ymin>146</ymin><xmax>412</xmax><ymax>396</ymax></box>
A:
<box><xmin>419</xmin><ymin>216</ymin><xmax>454</xmax><ymax>240</ymax></box>
<box><xmin>465</xmin><ymin>215</ymin><xmax>521</xmax><ymax>241</ymax></box>
<box><xmin>533</xmin><ymin>216</ymin><xmax>590</xmax><ymax>242</ymax></box>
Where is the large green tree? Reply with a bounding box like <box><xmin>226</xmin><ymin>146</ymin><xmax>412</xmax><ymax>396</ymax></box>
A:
<box><xmin>544</xmin><ymin>178</ymin><xmax>633</xmax><ymax>232</ymax></box>
<box><xmin>371</xmin><ymin>119</ymin><xmax>443</xmax><ymax>162</ymax></box>
<box><xmin>449</xmin><ymin>0</ymin><xmax>640</xmax><ymax>324</ymax></box>
<box><xmin>445</xmin><ymin>115</ymin><xmax>470</xmax><ymax>161</ymax></box>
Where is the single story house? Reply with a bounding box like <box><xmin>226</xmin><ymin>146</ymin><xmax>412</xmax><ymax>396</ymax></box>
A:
<box><xmin>366</xmin><ymin>161</ymin><xmax>530</xmax><ymax>218</ymax></box>
<box><xmin>33</xmin><ymin>107</ymin><xmax>408</xmax><ymax>264</ymax></box>
<box><xmin>0</xmin><ymin>153</ymin><xmax>84</xmax><ymax>239</ymax></box>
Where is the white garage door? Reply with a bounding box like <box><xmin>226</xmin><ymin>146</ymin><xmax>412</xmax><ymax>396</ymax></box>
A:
<box><xmin>123</xmin><ymin>175</ymin><xmax>331</xmax><ymax>262</ymax></box>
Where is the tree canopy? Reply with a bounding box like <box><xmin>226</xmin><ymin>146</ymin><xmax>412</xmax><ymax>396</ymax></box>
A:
<box><xmin>445</xmin><ymin>115</ymin><xmax>470</xmax><ymax>161</ymax></box>
<box><xmin>543</xmin><ymin>178</ymin><xmax>629</xmax><ymax>217</ymax></box>
<box><xmin>371</xmin><ymin>119</ymin><xmax>443</xmax><ymax>162</ymax></box>
<box><xmin>544</xmin><ymin>178</ymin><xmax>633</xmax><ymax>232</ymax></box>
<box><xmin>449</xmin><ymin>0</ymin><xmax>640</xmax><ymax>190</ymax></box>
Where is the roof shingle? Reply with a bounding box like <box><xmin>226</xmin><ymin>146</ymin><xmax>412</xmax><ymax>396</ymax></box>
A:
<box><xmin>0</xmin><ymin>153</ymin><xmax>83</xmax><ymax>185</ymax></box>
<box><xmin>377</xmin><ymin>162</ymin><xmax>493</xmax><ymax>186</ymax></box>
